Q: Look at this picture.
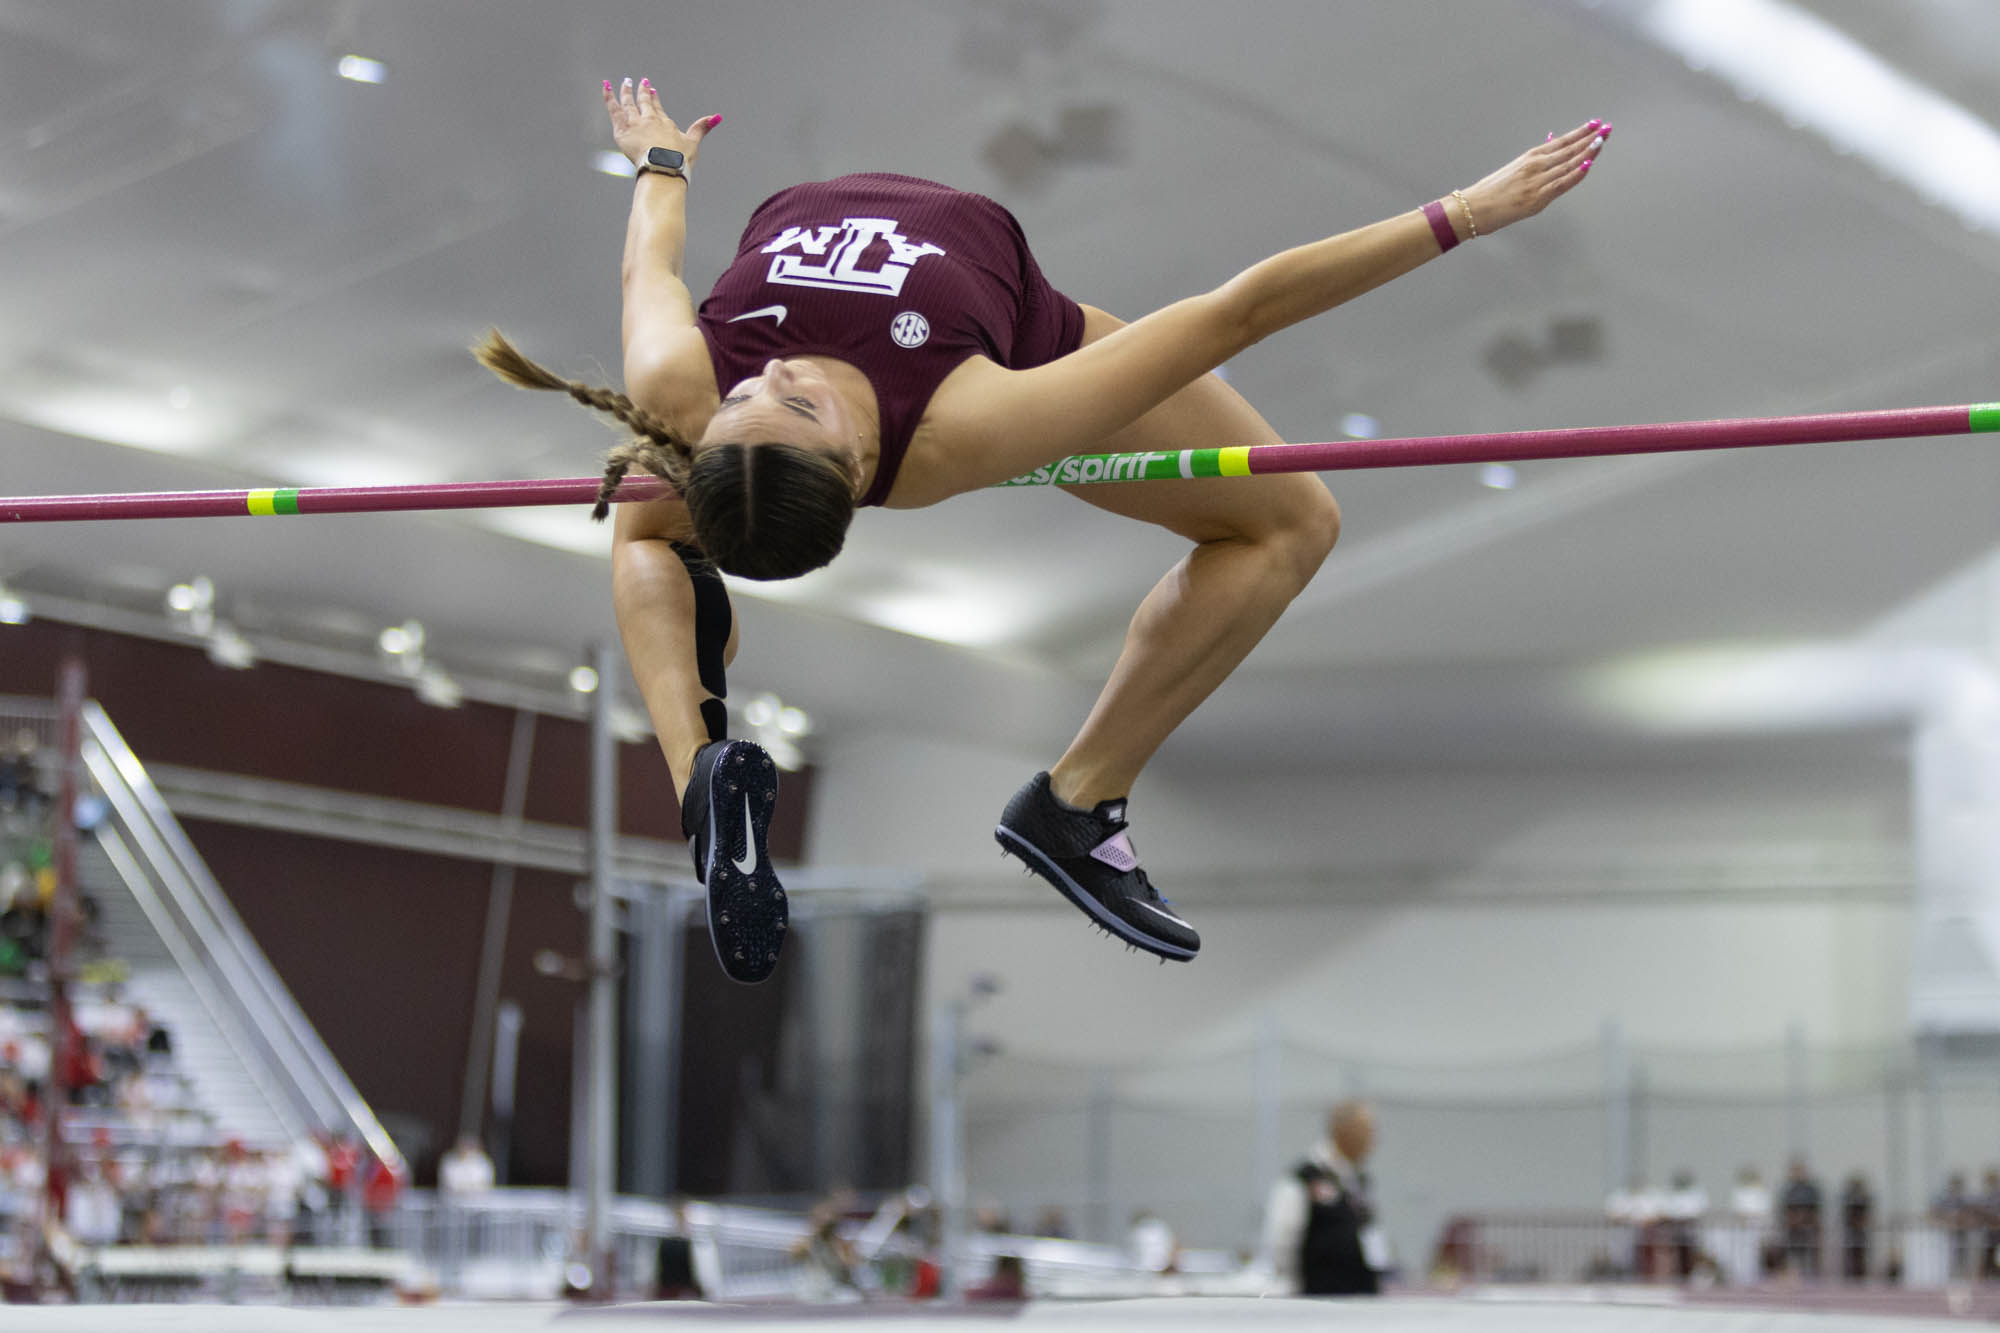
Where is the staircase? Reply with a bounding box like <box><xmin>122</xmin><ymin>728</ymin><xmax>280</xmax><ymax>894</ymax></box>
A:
<box><xmin>0</xmin><ymin>693</ymin><xmax>398</xmax><ymax>1170</ymax></box>
<box><xmin>81</xmin><ymin>841</ymin><xmax>291</xmax><ymax>1147</ymax></box>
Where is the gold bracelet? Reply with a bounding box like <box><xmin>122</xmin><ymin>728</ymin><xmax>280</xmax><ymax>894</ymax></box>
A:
<box><xmin>1451</xmin><ymin>189</ymin><xmax>1479</xmax><ymax>239</ymax></box>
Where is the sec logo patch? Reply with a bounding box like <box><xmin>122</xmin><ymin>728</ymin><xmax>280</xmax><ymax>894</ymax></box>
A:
<box><xmin>890</xmin><ymin>311</ymin><xmax>930</xmax><ymax>348</ymax></box>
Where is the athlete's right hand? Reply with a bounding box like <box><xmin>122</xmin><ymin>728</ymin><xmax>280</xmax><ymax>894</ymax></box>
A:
<box><xmin>603</xmin><ymin>76</ymin><xmax>718</xmax><ymax>170</ymax></box>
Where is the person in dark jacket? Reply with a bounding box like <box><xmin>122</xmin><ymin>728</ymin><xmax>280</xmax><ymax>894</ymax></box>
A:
<box><xmin>1263</xmin><ymin>1100</ymin><xmax>1386</xmax><ymax>1295</ymax></box>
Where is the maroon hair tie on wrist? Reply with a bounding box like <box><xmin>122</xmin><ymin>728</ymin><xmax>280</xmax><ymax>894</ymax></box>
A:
<box><xmin>1422</xmin><ymin>199</ymin><xmax>1459</xmax><ymax>252</ymax></box>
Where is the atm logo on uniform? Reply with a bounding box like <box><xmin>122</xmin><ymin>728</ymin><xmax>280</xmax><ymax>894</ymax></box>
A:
<box><xmin>760</xmin><ymin>217</ymin><xmax>945</xmax><ymax>297</ymax></box>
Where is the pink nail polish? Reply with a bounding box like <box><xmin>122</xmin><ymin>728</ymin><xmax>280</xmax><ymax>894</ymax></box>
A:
<box><xmin>1588</xmin><ymin>119</ymin><xmax>1602</xmax><ymax>131</ymax></box>
<box><xmin>1546</xmin><ymin>133</ymin><xmax>1555</xmax><ymax>142</ymax></box>
<box><xmin>707</xmin><ymin>114</ymin><xmax>722</xmax><ymax>128</ymax></box>
<box><xmin>1600</xmin><ymin>123</ymin><xmax>1613</xmax><ymax>138</ymax></box>
<box><xmin>603</xmin><ymin>81</ymin><xmax>612</xmax><ymax>92</ymax></box>
<box><xmin>1580</xmin><ymin>159</ymin><xmax>1593</xmax><ymax>171</ymax></box>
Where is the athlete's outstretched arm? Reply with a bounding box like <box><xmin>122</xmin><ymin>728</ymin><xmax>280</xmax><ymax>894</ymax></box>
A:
<box><xmin>916</xmin><ymin>120</ymin><xmax>1609</xmax><ymax>498</ymax></box>
<box><xmin>604</xmin><ymin>76</ymin><xmax>720</xmax><ymax>407</ymax></box>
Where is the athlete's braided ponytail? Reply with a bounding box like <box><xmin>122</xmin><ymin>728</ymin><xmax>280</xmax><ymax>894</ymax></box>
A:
<box><xmin>471</xmin><ymin>329</ymin><xmax>694</xmax><ymax>520</ymax></box>
<box><xmin>473</xmin><ymin>329</ymin><xmax>856</xmax><ymax>580</ymax></box>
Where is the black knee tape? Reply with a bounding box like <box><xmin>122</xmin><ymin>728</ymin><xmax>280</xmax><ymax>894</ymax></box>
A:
<box><xmin>672</xmin><ymin>542</ymin><xmax>732</xmax><ymax>742</ymax></box>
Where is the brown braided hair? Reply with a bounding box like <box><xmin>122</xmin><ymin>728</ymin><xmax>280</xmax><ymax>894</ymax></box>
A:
<box><xmin>472</xmin><ymin>330</ymin><xmax>855</xmax><ymax>579</ymax></box>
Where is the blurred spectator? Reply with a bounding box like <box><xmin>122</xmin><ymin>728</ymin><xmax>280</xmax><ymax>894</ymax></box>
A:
<box><xmin>1605</xmin><ymin>1175</ymin><xmax>1662</xmax><ymax>1278</ymax></box>
<box><xmin>653</xmin><ymin>1199</ymin><xmax>707</xmax><ymax>1301</ymax></box>
<box><xmin>1031</xmin><ymin>1205</ymin><xmax>1071</xmax><ymax>1239</ymax></box>
<box><xmin>791</xmin><ymin>1199</ymin><xmax>861</xmax><ymax>1302</ymax></box>
<box><xmin>291</xmin><ymin>1134</ymin><xmax>331</xmax><ymax>1244</ymax></box>
<box><xmin>1428</xmin><ymin>1215</ymin><xmax>1478</xmax><ymax>1284</ymax></box>
<box><xmin>971</xmin><ymin>1199</ymin><xmax>1012</xmax><ymax>1235</ymax></box>
<box><xmin>1715</xmin><ymin>1166</ymin><xmax>1771</xmax><ymax>1286</ymax></box>
<box><xmin>1263</xmin><ymin>1099</ymin><xmax>1385</xmax><ymax>1296</ymax></box>
<box><xmin>964</xmin><ymin>1253</ymin><xmax>1027</xmax><ymax>1301</ymax></box>
<box><xmin>363</xmin><ymin>1152</ymin><xmax>404</xmax><ymax>1248</ymax></box>
<box><xmin>1730</xmin><ymin>1165</ymin><xmax>1772</xmax><ymax>1225</ymax></box>
<box><xmin>1840</xmin><ymin>1173</ymin><xmax>1873</xmax><ymax>1281</ymax></box>
<box><xmin>1127</xmin><ymin>1209</ymin><xmax>1178</xmax><ymax>1274</ymax></box>
<box><xmin>1661</xmin><ymin>1169</ymin><xmax>1707</xmax><ymax>1280</ymax></box>
<box><xmin>1779</xmin><ymin>1157</ymin><xmax>1823</xmax><ymax>1278</ymax></box>
<box><xmin>219</xmin><ymin>1140</ymin><xmax>266</xmax><ymax>1243</ymax></box>
<box><xmin>1932</xmin><ymin>1169</ymin><xmax>1973</xmax><ymax>1278</ymax></box>
<box><xmin>439</xmin><ymin>1135</ymin><xmax>494</xmax><ymax>1291</ymax></box>
<box><xmin>439</xmin><ymin>1135</ymin><xmax>494</xmax><ymax>1200</ymax></box>
<box><xmin>264</xmin><ymin>1143</ymin><xmax>302</xmax><ymax>1246</ymax></box>
<box><xmin>64</xmin><ymin>1156</ymin><xmax>120</xmax><ymax>1247</ymax></box>
<box><xmin>1979</xmin><ymin>1166</ymin><xmax>2000</xmax><ymax>1279</ymax></box>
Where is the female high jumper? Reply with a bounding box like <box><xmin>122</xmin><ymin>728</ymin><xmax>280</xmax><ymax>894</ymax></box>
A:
<box><xmin>477</xmin><ymin>76</ymin><xmax>1610</xmax><ymax>983</ymax></box>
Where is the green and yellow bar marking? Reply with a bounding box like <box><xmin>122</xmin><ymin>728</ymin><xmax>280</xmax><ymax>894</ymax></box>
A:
<box><xmin>244</xmin><ymin>488</ymin><xmax>301</xmax><ymax>516</ymax></box>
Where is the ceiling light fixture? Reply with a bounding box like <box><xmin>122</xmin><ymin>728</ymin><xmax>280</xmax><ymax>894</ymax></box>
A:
<box><xmin>336</xmin><ymin>55</ymin><xmax>387</xmax><ymax>85</ymax></box>
<box><xmin>738</xmin><ymin>691</ymin><xmax>809</xmax><ymax>770</ymax></box>
<box><xmin>1640</xmin><ymin>0</ymin><xmax>2000</xmax><ymax>234</ymax></box>
<box><xmin>414</xmin><ymin>664</ymin><xmax>463</xmax><ymax>709</ymax></box>
<box><xmin>165</xmin><ymin>577</ymin><xmax>215</xmax><ymax>636</ymax></box>
<box><xmin>568</xmin><ymin>664</ymin><xmax>601</xmax><ymax>695</ymax></box>
<box><xmin>205</xmin><ymin>623</ymin><xmax>257</xmax><ymax>671</ymax></box>
<box><xmin>1480</xmin><ymin>463</ymin><xmax>1519</xmax><ymax>490</ymax></box>
<box><xmin>0</xmin><ymin>583</ymin><xmax>28</xmax><ymax>626</ymax></box>
<box><xmin>377</xmin><ymin>619</ymin><xmax>426</xmax><ymax>677</ymax></box>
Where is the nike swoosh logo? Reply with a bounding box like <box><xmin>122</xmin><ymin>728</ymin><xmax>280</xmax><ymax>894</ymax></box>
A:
<box><xmin>1134</xmin><ymin>900</ymin><xmax>1185</xmax><ymax>927</ymax></box>
<box><xmin>728</xmin><ymin>304</ymin><xmax>788</xmax><ymax>326</ymax></box>
<box><xmin>732</xmin><ymin>793</ymin><xmax>758</xmax><ymax>874</ymax></box>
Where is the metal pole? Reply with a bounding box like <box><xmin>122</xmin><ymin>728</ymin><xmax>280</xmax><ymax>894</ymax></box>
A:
<box><xmin>491</xmin><ymin>1000</ymin><xmax>523</xmax><ymax>1186</ymax></box>
<box><xmin>1251</xmin><ymin>1014</ymin><xmax>1282</xmax><ymax>1263</ymax></box>
<box><xmin>1885</xmin><ymin>1061</ymin><xmax>1907</xmax><ymax>1225</ymax></box>
<box><xmin>37</xmin><ymin>658</ymin><xmax>85</xmax><ymax>1299</ymax></box>
<box><xmin>460</xmin><ymin>708</ymin><xmax>537</xmax><ymax>1144</ymax></box>
<box><xmin>1786</xmin><ymin>1020</ymin><xmax>1810</xmax><ymax>1163</ymax></box>
<box><xmin>1603</xmin><ymin>1020</ymin><xmax>1631</xmax><ymax>1198</ymax></box>
<box><xmin>584</xmin><ymin>641</ymin><xmax>620</xmax><ymax>1293</ymax></box>
<box><xmin>928</xmin><ymin>1001</ymin><xmax>963</xmax><ymax>1301</ymax></box>
<box><xmin>1918</xmin><ymin>1037</ymin><xmax>1941</xmax><ymax>1212</ymax></box>
<box><xmin>1087</xmin><ymin>1071</ymin><xmax>1113</xmax><ymax>1246</ymax></box>
<box><xmin>624</xmin><ymin>882</ymin><xmax>686</xmax><ymax>1198</ymax></box>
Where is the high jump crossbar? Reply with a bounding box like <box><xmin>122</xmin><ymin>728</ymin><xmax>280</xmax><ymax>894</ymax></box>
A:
<box><xmin>4</xmin><ymin>401</ymin><xmax>1996</xmax><ymax>523</ymax></box>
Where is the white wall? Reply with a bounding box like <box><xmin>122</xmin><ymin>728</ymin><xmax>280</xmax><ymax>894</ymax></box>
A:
<box><xmin>805</xmin><ymin>726</ymin><xmax>1924</xmax><ymax>1267</ymax></box>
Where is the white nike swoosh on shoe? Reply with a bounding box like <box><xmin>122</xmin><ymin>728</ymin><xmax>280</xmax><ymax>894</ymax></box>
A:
<box><xmin>731</xmin><ymin>793</ymin><xmax>758</xmax><ymax>874</ymax></box>
<box><xmin>1133</xmin><ymin>900</ymin><xmax>1186</xmax><ymax>928</ymax></box>
<box><xmin>727</xmin><ymin>304</ymin><xmax>788</xmax><ymax>326</ymax></box>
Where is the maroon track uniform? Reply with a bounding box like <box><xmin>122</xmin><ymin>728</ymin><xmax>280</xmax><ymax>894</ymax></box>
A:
<box><xmin>696</xmin><ymin>173</ymin><xmax>1085</xmax><ymax>506</ymax></box>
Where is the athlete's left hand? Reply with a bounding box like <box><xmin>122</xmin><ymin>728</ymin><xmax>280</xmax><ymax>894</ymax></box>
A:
<box><xmin>1456</xmin><ymin>118</ymin><xmax>1609</xmax><ymax>234</ymax></box>
<box><xmin>603</xmin><ymin>76</ymin><xmax>718</xmax><ymax>169</ymax></box>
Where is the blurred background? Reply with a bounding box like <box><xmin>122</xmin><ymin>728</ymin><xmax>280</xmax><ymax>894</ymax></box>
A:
<box><xmin>2</xmin><ymin>0</ymin><xmax>2000</xmax><ymax>1314</ymax></box>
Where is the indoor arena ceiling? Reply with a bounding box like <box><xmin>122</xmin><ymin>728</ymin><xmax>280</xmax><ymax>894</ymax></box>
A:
<box><xmin>2</xmin><ymin>0</ymin><xmax>1998</xmax><ymax>775</ymax></box>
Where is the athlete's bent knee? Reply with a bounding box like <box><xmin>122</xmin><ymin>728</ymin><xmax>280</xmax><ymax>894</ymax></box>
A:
<box><xmin>1273</xmin><ymin>483</ymin><xmax>1340</xmax><ymax>586</ymax></box>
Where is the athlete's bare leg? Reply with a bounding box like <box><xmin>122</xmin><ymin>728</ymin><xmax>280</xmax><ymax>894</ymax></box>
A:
<box><xmin>1047</xmin><ymin>304</ymin><xmax>1340</xmax><ymax>808</ymax></box>
<box><xmin>612</xmin><ymin>497</ymin><xmax>739</xmax><ymax>805</ymax></box>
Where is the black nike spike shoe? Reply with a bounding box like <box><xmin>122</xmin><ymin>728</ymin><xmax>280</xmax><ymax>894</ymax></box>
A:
<box><xmin>681</xmin><ymin>739</ymin><xmax>786</xmax><ymax>984</ymax></box>
<box><xmin>995</xmin><ymin>772</ymin><xmax>1199</xmax><ymax>961</ymax></box>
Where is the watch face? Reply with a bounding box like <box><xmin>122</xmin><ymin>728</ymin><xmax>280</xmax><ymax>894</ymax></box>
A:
<box><xmin>647</xmin><ymin>147</ymin><xmax>686</xmax><ymax>170</ymax></box>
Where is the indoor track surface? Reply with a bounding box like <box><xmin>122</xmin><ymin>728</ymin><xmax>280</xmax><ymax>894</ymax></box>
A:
<box><xmin>0</xmin><ymin>1297</ymin><xmax>1973</xmax><ymax>1332</ymax></box>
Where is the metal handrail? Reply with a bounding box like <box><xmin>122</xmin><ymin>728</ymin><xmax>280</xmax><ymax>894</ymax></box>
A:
<box><xmin>0</xmin><ymin>693</ymin><xmax>400</xmax><ymax>1170</ymax></box>
<box><xmin>77</xmin><ymin>702</ymin><xmax>400</xmax><ymax>1170</ymax></box>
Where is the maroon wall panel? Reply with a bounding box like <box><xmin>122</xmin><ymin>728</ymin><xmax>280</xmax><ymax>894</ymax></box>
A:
<box><xmin>1</xmin><ymin>620</ymin><xmax>814</xmax><ymax>1185</ymax></box>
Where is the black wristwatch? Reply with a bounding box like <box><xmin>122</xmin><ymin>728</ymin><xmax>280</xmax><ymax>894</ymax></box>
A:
<box><xmin>637</xmin><ymin>146</ymin><xmax>689</xmax><ymax>181</ymax></box>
